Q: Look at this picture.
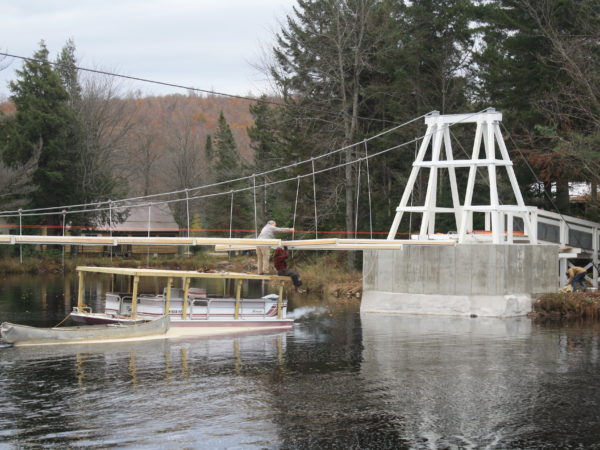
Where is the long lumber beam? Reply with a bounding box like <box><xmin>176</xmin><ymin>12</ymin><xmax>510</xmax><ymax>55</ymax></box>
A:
<box><xmin>2</xmin><ymin>236</ymin><xmax>281</xmax><ymax>247</ymax></box>
<box><xmin>214</xmin><ymin>238</ymin><xmax>456</xmax><ymax>252</ymax></box>
<box><xmin>0</xmin><ymin>235</ymin><xmax>457</xmax><ymax>249</ymax></box>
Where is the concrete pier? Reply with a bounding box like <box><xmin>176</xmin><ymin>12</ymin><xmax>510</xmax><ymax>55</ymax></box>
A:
<box><xmin>361</xmin><ymin>244</ymin><xmax>558</xmax><ymax>317</ymax></box>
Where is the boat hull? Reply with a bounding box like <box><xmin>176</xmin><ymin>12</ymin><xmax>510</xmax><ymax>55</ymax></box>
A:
<box><xmin>69</xmin><ymin>311</ymin><xmax>293</xmax><ymax>328</ymax></box>
<box><xmin>69</xmin><ymin>312</ymin><xmax>143</xmax><ymax>325</ymax></box>
<box><xmin>1</xmin><ymin>315</ymin><xmax>170</xmax><ymax>346</ymax></box>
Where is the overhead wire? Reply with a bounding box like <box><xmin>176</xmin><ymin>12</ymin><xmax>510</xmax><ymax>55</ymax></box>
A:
<box><xmin>0</xmin><ymin>51</ymin><xmax>404</xmax><ymax>125</ymax></box>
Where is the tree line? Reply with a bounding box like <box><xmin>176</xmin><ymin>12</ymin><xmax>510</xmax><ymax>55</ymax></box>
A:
<box><xmin>249</xmin><ymin>0</ymin><xmax>600</xmax><ymax>240</ymax></box>
<box><xmin>1</xmin><ymin>0</ymin><xmax>599</xmax><ymax>243</ymax></box>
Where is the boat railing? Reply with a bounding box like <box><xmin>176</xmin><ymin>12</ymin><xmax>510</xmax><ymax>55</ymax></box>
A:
<box><xmin>191</xmin><ymin>299</ymin><xmax>209</xmax><ymax>319</ymax></box>
<box><xmin>107</xmin><ymin>291</ymin><xmax>281</xmax><ymax>321</ymax></box>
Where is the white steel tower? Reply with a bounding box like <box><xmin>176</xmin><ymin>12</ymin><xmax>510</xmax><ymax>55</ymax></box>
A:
<box><xmin>387</xmin><ymin>109</ymin><xmax>534</xmax><ymax>244</ymax></box>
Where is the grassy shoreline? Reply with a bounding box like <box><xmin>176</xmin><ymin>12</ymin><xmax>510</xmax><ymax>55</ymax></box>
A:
<box><xmin>0</xmin><ymin>251</ymin><xmax>363</xmax><ymax>299</ymax></box>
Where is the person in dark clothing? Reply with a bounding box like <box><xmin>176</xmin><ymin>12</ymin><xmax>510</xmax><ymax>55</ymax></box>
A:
<box><xmin>273</xmin><ymin>246</ymin><xmax>304</xmax><ymax>292</ymax></box>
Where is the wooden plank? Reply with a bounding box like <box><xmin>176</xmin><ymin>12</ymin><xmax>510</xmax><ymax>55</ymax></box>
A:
<box><xmin>214</xmin><ymin>245</ymin><xmax>256</xmax><ymax>251</ymax></box>
<box><xmin>14</xmin><ymin>235</ymin><xmax>115</xmax><ymax>245</ymax></box>
<box><xmin>281</xmin><ymin>239</ymin><xmax>338</xmax><ymax>246</ymax></box>
<box><xmin>121</xmin><ymin>237</ymin><xmax>194</xmax><ymax>245</ymax></box>
<box><xmin>193</xmin><ymin>238</ymin><xmax>280</xmax><ymax>246</ymax></box>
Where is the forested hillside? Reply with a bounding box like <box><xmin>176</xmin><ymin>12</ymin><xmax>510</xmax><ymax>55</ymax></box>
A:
<box><xmin>1</xmin><ymin>0</ymin><xmax>599</xmax><ymax>239</ymax></box>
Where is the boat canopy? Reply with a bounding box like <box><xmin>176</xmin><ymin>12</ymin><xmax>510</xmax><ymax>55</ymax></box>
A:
<box><xmin>75</xmin><ymin>266</ymin><xmax>292</xmax><ymax>320</ymax></box>
<box><xmin>76</xmin><ymin>266</ymin><xmax>292</xmax><ymax>281</ymax></box>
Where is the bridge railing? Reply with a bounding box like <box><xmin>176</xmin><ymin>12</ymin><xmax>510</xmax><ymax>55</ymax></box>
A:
<box><xmin>525</xmin><ymin>207</ymin><xmax>599</xmax><ymax>288</ymax></box>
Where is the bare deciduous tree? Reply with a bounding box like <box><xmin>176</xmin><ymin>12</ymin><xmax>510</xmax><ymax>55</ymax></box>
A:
<box><xmin>162</xmin><ymin>96</ymin><xmax>206</xmax><ymax>229</ymax></box>
<box><xmin>523</xmin><ymin>0</ymin><xmax>600</xmax><ymax>184</ymax></box>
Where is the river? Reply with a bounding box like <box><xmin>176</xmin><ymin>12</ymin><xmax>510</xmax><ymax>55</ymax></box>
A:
<box><xmin>1</xmin><ymin>273</ymin><xmax>600</xmax><ymax>448</ymax></box>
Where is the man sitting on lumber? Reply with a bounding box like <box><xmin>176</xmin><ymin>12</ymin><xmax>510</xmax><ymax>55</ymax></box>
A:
<box><xmin>566</xmin><ymin>266</ymin><xmax>588</xmax><ymax>292</ymax></box>
<box><xmin>274</xmin><ymin>245</ymin><xmax>304</xmax><ymax>293</ymax></box>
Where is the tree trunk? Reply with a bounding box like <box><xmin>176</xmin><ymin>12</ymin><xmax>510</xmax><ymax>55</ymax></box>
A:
<box><xmin>556</xmin><ymin>178</ymin><xmax>570</xmax><ymax>212</ymax></box>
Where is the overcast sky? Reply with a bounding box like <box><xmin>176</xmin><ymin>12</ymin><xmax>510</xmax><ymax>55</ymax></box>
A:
<box><xmin>0</xmin><ymin>0</ymin><xmax>297</xmax><ymax>100</ymax></box>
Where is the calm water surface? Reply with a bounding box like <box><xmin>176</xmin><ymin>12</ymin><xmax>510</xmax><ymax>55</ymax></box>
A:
<box><xmin>1</xmin><ymin>273</ymin><xmax>600</xmax><ymax>448</ymax></box>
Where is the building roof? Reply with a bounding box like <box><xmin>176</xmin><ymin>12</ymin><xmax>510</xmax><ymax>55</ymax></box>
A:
<box><xmin>112</xmin><ymin>203</ymin><xmax>180</xmax><ymax>233</ymax></box>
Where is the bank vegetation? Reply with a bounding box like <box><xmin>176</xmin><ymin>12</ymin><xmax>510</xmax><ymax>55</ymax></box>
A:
<box><xmin>532</xmin><ymin>292</ymin><xmax>600</xmax><ymax>320</ymax></box>
<box><xmin>0</xmin><ymin>251</ymin><xmax>362</xmax><ymax>300</ymax></box>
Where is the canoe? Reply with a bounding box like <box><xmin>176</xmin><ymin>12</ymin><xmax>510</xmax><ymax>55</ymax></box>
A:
<box><xmin>0</xmin><ymin>315</ymin><xmax>170</xmax><ymax>346</ymax></box>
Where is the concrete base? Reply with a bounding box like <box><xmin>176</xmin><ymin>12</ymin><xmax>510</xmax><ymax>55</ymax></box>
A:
<box><xmin>362</xmin><ymin>291</ymin><xmax>532</xmax><ymax>317</ymax></box>
<box><xmin>361</xmin><ymin>244</ymin><xmax>558</xmax><ymax>318</ymax></box>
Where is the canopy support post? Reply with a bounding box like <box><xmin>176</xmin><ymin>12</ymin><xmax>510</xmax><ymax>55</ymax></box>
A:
<box><xmin>181</xmin><ymin>277</ymin><xmax>190</xmax><ymax>319</ymax></box>
<box><xmin>77</xmin><ymin>271</ymin><xmax>85</xmax><ymax>310</ymax></box>
<box><xmin>277</xmin><ymin>283</ymin><xmax>284</xmax><ymax>319</ymax></box>
<box><xmin>165</xmin><ymin>277</ymin><xmax>173</xmax><ymax>316</ymax></box>
<box><xmin>234</xmin><ymin>279</ymin><xmax>243</xmax><ymax>319</ymax></box>
<box><xmin>131</xmin><ymin>275</ymin><xmax>140</xmax><ymax>319</ymax></box>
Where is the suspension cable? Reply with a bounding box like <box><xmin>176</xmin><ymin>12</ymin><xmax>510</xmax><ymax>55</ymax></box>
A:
<box><xmin>311</xmin><ymin>158</ymin><xmax>318</xmax><ymax>239</ymax></box>
<box><xmin>252</xmin><ymin>175</ymin><xmax>258</xmax><ymax>238</ymax></box>
<box><xmin>1</xmin><ymin>109</ymin><xmax>494</xmax><ymax>222</ymax></box>
<box><xmin>364</xmin><ymin>139</ymin><xmax>373</xmax><ymax>239</ymax></box>
<box><xmin>263</xmin><ymin>175</ymin><xmax>268</xmax><ymax>223</ymax></box>
<box><xmin>185</xmin><ymin>189</ymin><xmax>190</xmax><ymax>238</ymax></box>
<box><xmin>292</xmin><ymin>175</ymin><xmax>300</xmax><ymax>242</ymax></box>
<box><xmin>147</xmin><ymin>204</ymin><xmax>152</xmax><ymax>238</ymax></box>
<box><xmin>229</xmin><ymin>191</ymin><xmax>234</xmax><ymax>240</ymax></box>
<box><xmin>0</xmin><ymin>135</ymin><xmax>457</xmax><ymax>219</ymax></box>
<box><xmin>0</xmin><ymin>112</ymin><xmax>432</xmax><ymax>216</ymax></box>
<box><xmin>355</xmin><ymin>156</ymin><xmax>362</xmax><ymax>239</ymax></box>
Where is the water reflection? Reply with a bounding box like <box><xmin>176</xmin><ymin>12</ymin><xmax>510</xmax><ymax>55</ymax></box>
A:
<box><xmin>0</xmin><ymin>332</ymin><xmax>288</xmax><ymax>447</ymax></box>
<box><xmin>360</xmin><ymin>314</ymin><xmax>600</xmax><ymax>448</ymax></box>
<box><xmin>2</xmin><ymin>273</ymin><xmax>600</xmax><ymax>448</ymax></box>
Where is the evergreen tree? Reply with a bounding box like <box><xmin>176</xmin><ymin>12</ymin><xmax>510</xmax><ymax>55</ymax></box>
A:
<box><xmin>55</xmin><ymin>38</ymin><xmax>81</xmax><ymax>106</ymax></box>
<box><xmin>268</xmin><ymin>0</ymin><xmax>477</xmax><ymax>238</ymax></box>
<box><xmin>208</xmin><ymin>111</ymin><xmax>251</xmax><ymax>232</ymax></box>
<box><xmin>248</xmin><ymin>98</ymin><xmax>290</xmax><ymax>224</ymax></box>
<box><xmin>55</xmin><ymin>39</ymin><xmax>126</xmax><ymax>228</ymax></box>
<box><xmin>473</xmin><ymin>0</ymin><xmax>593</xmax><ymax>214</ymax></box>
<box><xmin>0</xmin><ymin>42</ymin><xmax>79</xmax><ymax>227</ymax></box>
<box><xmin>205</xmin><ymin>134</ymin><xmax>213</xmax><ymax>163</ymax></box>
<box><xmin>271</xmin><ymin>0</ymin><xmax>389</xmax><ymax>249</ymax></box>
<box><xmin>214</xmin><ymin>111</ymin><xmax>241</xmax><ymax>182</ymax></box>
